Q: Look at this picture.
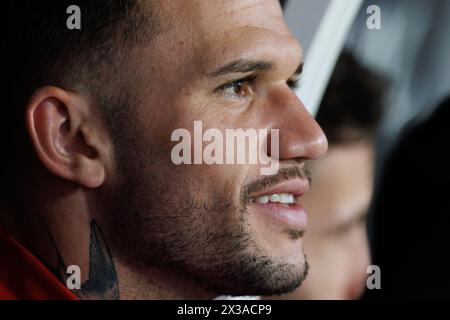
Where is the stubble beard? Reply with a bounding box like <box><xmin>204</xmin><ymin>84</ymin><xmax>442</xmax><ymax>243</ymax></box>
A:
<box><xmin>106</xmin><ymin>110</ymin><xmax>308</xmax><ymax>297</ymax></box>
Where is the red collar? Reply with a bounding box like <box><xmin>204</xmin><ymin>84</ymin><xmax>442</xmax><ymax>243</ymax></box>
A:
<box><xmin>0</xmin><ymin>230</ymin><xmax>78</xmax><ymax>300</ymax></box>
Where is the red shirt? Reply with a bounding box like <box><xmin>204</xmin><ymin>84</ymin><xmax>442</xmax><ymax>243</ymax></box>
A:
<box><xmin>0</xmin><ymin>230</ymin><xmax>78</xmax><ymax>300</ymax></box>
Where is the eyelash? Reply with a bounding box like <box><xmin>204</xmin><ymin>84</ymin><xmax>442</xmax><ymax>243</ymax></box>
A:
<box><xmin>287</xmin><ymin>77</ymin><xmax>300</xmax><ymax>90</ymax></box>
<box><xmin>216</xmin><ymin>74</ymin><xmax>300</xmax><ymax>98</ymax></box>
<box><xmin>216</xmin><ymin>75</ymin><xmax>257</xmax><ymax>98</ymax></box>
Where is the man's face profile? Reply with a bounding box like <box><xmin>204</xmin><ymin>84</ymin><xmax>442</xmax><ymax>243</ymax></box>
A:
<box><xmin>4</xmin><ymin>0</ymin><xmax>327</xmax><ymax>299</ymax></box>
<box><xmin>106</xmin><ymin>0</ymin><xmax>326</xmax><ymax>297</ymax></box>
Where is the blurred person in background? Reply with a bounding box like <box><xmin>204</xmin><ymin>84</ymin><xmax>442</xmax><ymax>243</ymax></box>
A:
<box><xmin>269</xmin><ymin>51</ymin><xmax>386</xmax><ymax>300</ymax></box>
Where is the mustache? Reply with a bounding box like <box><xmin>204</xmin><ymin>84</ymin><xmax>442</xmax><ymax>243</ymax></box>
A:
<box><xmin>241</xmin><ymin>166</ymin><xmax>311</xmax><ymax>205</ymax></box>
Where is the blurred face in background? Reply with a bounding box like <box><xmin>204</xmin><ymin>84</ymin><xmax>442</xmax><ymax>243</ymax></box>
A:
<box><xmin>265</xmin><ymin>51</ymin><xmax>382</xmax><ymax>300</ymax></box>
<box><xmin>286</xmin><ymin>141</ymin><xmax>373</xmax><ymax>299</ymax></box>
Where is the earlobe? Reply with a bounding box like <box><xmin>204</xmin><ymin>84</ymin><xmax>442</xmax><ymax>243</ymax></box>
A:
<box><xmin>25</xmin><ymin>86</ymin><xmax>106</xmax><ymax>188</ymax></box>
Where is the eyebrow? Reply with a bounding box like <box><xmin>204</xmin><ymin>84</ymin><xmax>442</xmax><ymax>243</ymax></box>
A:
<box><xmin>208</xmin><ymin>59</ymin><xmax>274</xmax><ymax>77</ymax></box>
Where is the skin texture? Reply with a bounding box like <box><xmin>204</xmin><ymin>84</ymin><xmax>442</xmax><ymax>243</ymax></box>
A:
<box><xmin>6</xmin><ymin>0</ymin><xmax>327</xmax><ymax>299</ymax></box>
<box><xmin>272</xmin><ymin>143</ymin><xmax>373</xmax><ymax>300</ymax></box>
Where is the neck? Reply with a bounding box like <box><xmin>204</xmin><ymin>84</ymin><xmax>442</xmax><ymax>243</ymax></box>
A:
<box><xmin>9</xmin><ymin>179</ymin><xmax>214</xmax><ymax>300</ymax></box>
<box><xmin>114</xmin><ymin>260</ymin><xmax>215</xmax><ymax>299</ymax></box>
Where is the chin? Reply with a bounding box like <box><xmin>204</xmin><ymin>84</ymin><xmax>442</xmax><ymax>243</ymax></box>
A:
<box><xmin>249</xmin><ymin>222</ymin><xmax>307</xmax><ymax>266</ymax></box>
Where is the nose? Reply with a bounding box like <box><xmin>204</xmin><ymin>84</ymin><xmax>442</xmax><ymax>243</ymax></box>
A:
<box><xmin>269</xmin><ymin>89</ymin><xmax>328</xmax><ymax>161</ymax></box>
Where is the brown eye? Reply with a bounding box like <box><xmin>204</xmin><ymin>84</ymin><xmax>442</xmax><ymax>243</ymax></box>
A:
<box><xmin>228</xmin><ymin>81</ymin><xmax>250</xmax><ymax>96</ymax></box>
<box><xmin>217</xmin><ymin>75</ymin><xmax>256</xmax><ymax>98</ymax></box>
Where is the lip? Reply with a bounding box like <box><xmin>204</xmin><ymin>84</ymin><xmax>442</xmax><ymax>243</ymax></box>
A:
<box><xmin>247</xmin><ymin>178</ymin><xmax>310</xmax><ymax>231</ymax></box>
<box><xmin>248</xmin><ymin>202</ymin><xmax>308</xmax><ymax>230</ymax></box>
<box><xmin>249</xmin><ymin>178</ymin><xmax>310</xmax><ymax>199</ymax></box>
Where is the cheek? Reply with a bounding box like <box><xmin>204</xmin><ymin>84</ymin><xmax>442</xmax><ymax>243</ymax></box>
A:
<box><xmin>352</xmin><ymin>226</ymin><xmax>371</xmax><ymax>271</ymax></box>
<box><xmin>299</xmin><ymin>239</ymin><xmax>347</xmax><ymax>298</ymax></box>
<box><xmin>337</xmin><ymin>229</ymin><xmax>371</xmax><ymax>295</ymax></box>
<box><xmin>189</xmin><ymin>162</ymin><xmax>250</xmax><ymax>199</ymax></box>
<box><xmin>304</xmin><ymin>232</ymin><xmax>369</xmax><ymax>294</ymax></box>
<box><xmin>164</xmin><ymin>161</ymin><xmax>254</xmax><ymax>229</ymax></box>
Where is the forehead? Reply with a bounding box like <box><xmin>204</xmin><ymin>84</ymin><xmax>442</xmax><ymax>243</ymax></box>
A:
<box><xmin>317</xmin><ymin>144</ymin><xmax>373</xmax><ymax>195</ymax></box>
<box><xmin>156</xmin><ymin>0</ymin><xmax>301</xmax><ymax>71</ymax></box>
<box><xmin>158</xmin><ymin>0</ymin><xmax>287</xmax><ymax>30</ymax></box>
<box><xmin>307</xmin><ymin>144</ymin><xmax>374</xmax><ymax>227</ymax></box>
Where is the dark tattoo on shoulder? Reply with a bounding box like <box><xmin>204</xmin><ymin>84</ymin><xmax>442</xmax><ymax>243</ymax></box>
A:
<box><xmin>44</xmin><ymin>220</ymin><xmax>119</xmax><ymax>299</ymax></box>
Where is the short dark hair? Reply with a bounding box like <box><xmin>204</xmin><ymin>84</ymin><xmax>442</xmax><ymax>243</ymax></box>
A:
<box><xmin>6</xmin><ymin>0</ymin><xmax>159</xmax><ymax>106</ymax></box>
<box><xmin>2</xmin><ymin>1</ymin><xmax>159</xmax><ymax>206</ymax></box>
<box><xmin>316</xmin><ymin>51</ymin><xmax>386</xmax><ymax>145</ymax></box>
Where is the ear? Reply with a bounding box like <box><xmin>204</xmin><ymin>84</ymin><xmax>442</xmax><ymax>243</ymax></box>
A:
<box><xmin>26</xmin><ymin>86</ymin><xmax>107</xmax><ymax>188</ymax></box>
